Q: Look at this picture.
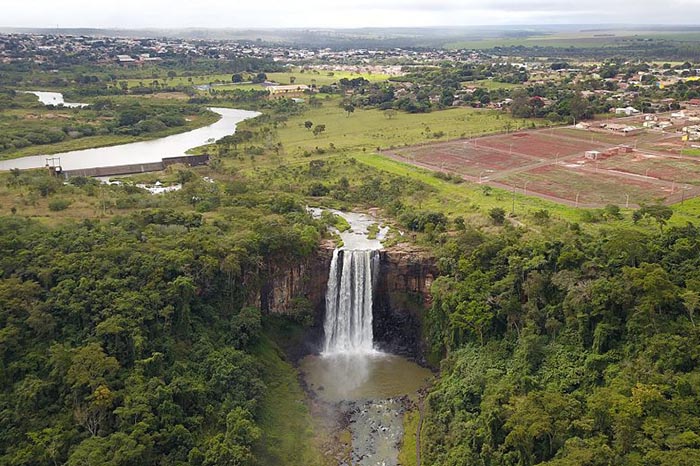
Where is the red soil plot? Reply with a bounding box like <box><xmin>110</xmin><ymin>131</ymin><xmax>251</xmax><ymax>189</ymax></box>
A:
<box><xmin>598</xmin><ymin>152</ymin><xmax>700</xmax><ymax>185</ymax></box>
<box><xmin>551</xmin><ymin>127</ymin><xmax>648</xmax><ymax>146</ymax></box>
<box><xmin>556</xmin><ymin>127</ymin><xmax>680</xmax><ymax>154</ymax></box>
<box><xmin>387</xmin><ymin>141</ymin><xmax>536</xmax><ymax>177</ymax></box>
<box><xmin>476</xmin><ymin>132</ymin><xmax>604</xmax><ymax>159</ymax></box>
<box><xmin>499</xmin><ymin>165</ymin><xmax>674</xmax><ymax>206</ymax></box>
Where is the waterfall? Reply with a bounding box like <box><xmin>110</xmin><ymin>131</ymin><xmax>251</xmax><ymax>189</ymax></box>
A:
<box><xmin>323</xmin><ymin>249</ymin><xmax>380</xmax><ymax>354</ymax></box>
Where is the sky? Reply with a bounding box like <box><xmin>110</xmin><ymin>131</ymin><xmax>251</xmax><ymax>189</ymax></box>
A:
<box><xmin>4</xmin><ymin>0</ymin><xmax>700</xmax><ymax>29</ymax></box>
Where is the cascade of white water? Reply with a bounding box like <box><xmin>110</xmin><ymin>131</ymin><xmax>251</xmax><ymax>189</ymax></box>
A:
<box><xmin>323</xmin><ymin>249</ymin><xmax>380</xmax><ymax>354</ymax></box>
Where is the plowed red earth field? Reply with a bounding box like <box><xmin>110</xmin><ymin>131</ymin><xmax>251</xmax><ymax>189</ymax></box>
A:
<box><xmin>475</xmin><ymin>132</ymin><xmax>603</xmax><ymax>158</ymax></box>
<box><xmin>382</xmin><ymin>128</ymin><xmax>696</xmax><ymax>207</ymax></box>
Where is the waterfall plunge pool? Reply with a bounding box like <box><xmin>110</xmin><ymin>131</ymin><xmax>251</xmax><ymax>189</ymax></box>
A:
<box><xmin>299</xmin><ymin>353</ymin><xmax>432</xmax><ymax>466</ymax></box>
<box><xmin>300</xmin><ymin>352</ymin><xmax>431</xmax><ymax>403</ymax></box>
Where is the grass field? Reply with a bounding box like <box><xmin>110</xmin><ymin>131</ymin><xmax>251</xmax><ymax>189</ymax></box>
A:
<box><xmin>466</xmin><ymin>79</ymin><xmax>524</xmax><ymax>90</ymax></box>
<box><xmin>681</xmin><ymin>148</ymin><xmax>700</xmax><ymax>157</ymax></box>
<box><xmin>121</xmin><ymin>69</ymin><xmax>390</xmax><ymax>91</ymax></box>
<box><xmin>202</xmin><ymin>83</ymin><xmax>267</xmax><ymax>92</ymax></box>
<box><xmin>266</xmin><ymin>70</ymin><xmax>391</xmax><ymax>86</ymax></box>
<box><xmin>273</xmin><ymin>97</ymin><xmax>540</xmax><ymax>159</ymax></box>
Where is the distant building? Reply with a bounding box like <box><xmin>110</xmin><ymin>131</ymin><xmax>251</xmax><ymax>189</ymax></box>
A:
<box><xmin>614</xmin><ymin>106</ymin><xmax>641</xmax><ymax>116</ymax></box>
<box><xmin>643</xmin><ymin>120</ymin><xmax>672</xmax><ymax>129</ymax></box>
<box><xmin>116</xmin><ymin>54</ymin><xmax>136</xmax><ymax>65</ymax></box>
<box><xmin>138</xmin><ymin>53</ymin><xmax>162</xmax><ymax>63</ymax></box>
<box><xmin>618</xmin><ymin>145</ymin><xmax>634</xmax><ymax>153</ymax></box>
<box><xmin>600</xmin><ymin>123</ymin><xmax>642</xmax><ymax>135</ymax></box>
<box><xmin>267</xmin><ymin>84</ymin><xmax>310</xmax><ymax>98</ymax></box>
<box><xmin>682</xmin><ymin>125</ymin><xmax>700</xmax><ymax>141</ymax></box>
<box><xmin>672</xmin><ymin>111</ymin><xmax>688</xmax><ymax>119</ymax></box>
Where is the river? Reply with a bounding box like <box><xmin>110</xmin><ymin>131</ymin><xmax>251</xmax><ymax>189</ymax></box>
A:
<box><xmin>0</xmin><ymin>92</ymin><xmax>259</xmax><ymax>172</ymax></box>
<box><xmin>21</xmin><ymin>90</ymin><xmax>88</xmax><ymax>108</ymax></box>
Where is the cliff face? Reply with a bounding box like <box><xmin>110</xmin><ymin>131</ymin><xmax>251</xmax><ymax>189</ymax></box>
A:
<box><xmin>256</xmin><ymin>241</ymin><xmax>437</xmax><ymax>358</ymax></box>
<box><xmin>257</xmin><ymin>240</ymin><xmax>334</xmax><ymax>318</ymax></box>
<box><xmin>373</xmin><ymin>244</ymin><xmax>438</xmax><ymax>359</ymax></box>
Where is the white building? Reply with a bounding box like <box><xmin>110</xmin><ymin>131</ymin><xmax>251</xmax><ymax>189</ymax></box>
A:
<box><xmin>614</xmin><ymin>106</ymin><xmax>641</xmax><ymax>116</ymax></box>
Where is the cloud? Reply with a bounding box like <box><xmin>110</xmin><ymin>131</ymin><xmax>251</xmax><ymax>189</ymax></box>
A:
<box><xmin>3</xmin><ymin>0</ymin><xmax>700</xmax><ymax>28</ymax></box>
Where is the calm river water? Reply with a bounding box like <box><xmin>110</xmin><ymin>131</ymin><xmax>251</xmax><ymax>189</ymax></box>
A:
<box><xmin>22</xmin><ymin>90</ymin><xmax>88</xmax><ymax>108</ymax></box>
<box><xmin>0</xmin><ymin>95</ymin><xmax>259</xmax><ymax>171</ymax></box>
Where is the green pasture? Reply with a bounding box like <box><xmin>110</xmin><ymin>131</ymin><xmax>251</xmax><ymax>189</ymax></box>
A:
<box><xmin>680</xmin><ymin>147</ymin><xmax>700</xmax><ymax>157</ymax></box>
<box><xmin>274</xmin><ymin>97</ymin><xmax>539</xmax><ymax>159</ymax></box>
<box><xmin>465</xmin><ymin>79</ymin><xmax>524</xmax><ymax>90</ymax></box>
<box><xmin>266</xmin><ymin>70</ymin><xmax>391</xmax><ymax>86</ymax></box>
<box><xmin>120</xmin><ymin>69</ymin><xmax>390</xmax><ymax>91</ymax></box>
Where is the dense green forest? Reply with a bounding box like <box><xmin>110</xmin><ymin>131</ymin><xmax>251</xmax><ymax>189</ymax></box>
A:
<box><xmin>421</xmin><ymin>222</ymin><xmax>700</xmax><ymax>466</ymax></box>
<box><xmin>0</xmin><ymin>186</ymin><xmax>324</xmax><ymax>465</ymax></box>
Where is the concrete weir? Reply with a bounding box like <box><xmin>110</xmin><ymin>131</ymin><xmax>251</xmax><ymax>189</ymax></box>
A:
<box><xmin>62</xmin><ymin>155</ymin><xmax>210</xmax><ymax>178</ymax></box>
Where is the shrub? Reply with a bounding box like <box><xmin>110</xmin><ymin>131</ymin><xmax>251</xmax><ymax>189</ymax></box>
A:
<box><xmin>48</xmin><ymin>199</ymin><xmax>71</xmax><ymax>211</ymax></box>
<box><xmin>532</xmin><ymin>209</ymin><xmax>551</xmax><ymax>224</ymax></box>
<box><xmin>307</xmin><ymin>182</ymin><xmax>329</xmax><ymax>197</ymax></box>
<box><xmin>489</xmin><ymin>207</ymin><xmax>506</xmax><ymax>225</ymax></box>
<box><xmin>400</xmin><ymin>211</ymin><xmax>448</xmax><ymax>232</ymax></box>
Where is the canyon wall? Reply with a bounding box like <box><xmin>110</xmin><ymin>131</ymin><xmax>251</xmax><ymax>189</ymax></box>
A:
<box><xmin>373</xmin><ymin>244</ymin><xmax>438</xmax><ymax>359</ymax></box>
<box><xmin>257</xmin><ymin>240</ymin><xmax>335</xmax><ymax>318</ymax></box>
<box><xmin>256</xmin><ymin>241</ymin><xmax>437</xmax><ymax>358</ymax></box>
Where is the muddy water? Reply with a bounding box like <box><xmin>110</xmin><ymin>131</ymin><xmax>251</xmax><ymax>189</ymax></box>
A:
<box><xmin>300</xmin><ymin>353</ymin><xmax>432</xmax><ymax>465</ymax></box>
<box><xmin>301</xmin><ymin>353</ymin><xmax>431</xmax><ymax>403</ymax></box>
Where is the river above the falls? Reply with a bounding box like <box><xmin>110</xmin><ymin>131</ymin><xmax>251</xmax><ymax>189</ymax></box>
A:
<box><xmin>21</xmin><ymin>90</ymin><xmax>88</xmax><ymax>108</ymax></box>
<box><xmin>0</xmin><ymin>93</ymin><xmax>259</xmax><ymax>171</ymax></box>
